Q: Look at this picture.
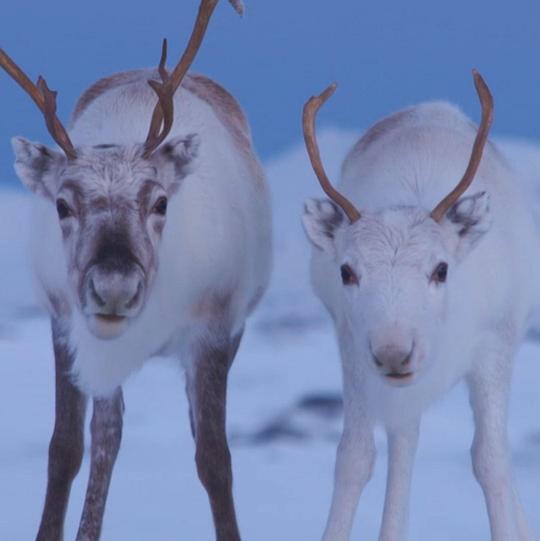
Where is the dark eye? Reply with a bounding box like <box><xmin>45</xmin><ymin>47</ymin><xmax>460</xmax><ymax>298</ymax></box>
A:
<box><xmin>340</xmin><ymin>264</ymin><xmax>359</xmax><ymax>286</ymax></box>
<box><xmin>431</xmin><ymin>262</ymin><xmax>448</xmax><ymax>284</ymax></box>
<box><xmin>56</xmin><ymin>198</ymin><xmax>72</xmax><ymax>220</ymax></box>
<box><xmin>152</xmin><ymin>196</ymin><xmax>168</xmax><ymax>216</ymax></box>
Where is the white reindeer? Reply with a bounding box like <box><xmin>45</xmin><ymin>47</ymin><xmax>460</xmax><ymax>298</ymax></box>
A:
<box><xmin>1</xmin><ymin>1</ymin><xmax>270</xmax><ymax>540</ymax></box>
<box><xmin>301</xmin><ymin>74</ymin><xmax>540</xmax><ymax>540</ymax></box>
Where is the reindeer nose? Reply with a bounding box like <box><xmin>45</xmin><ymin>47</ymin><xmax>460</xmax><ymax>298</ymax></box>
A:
<box><xmin>87</xmin><ymin>266</ymin><xmax>144</xmax><ymax>316</ymax></box>
<box><xmin>371</xmin><ymin>343</ymin><xmax>414</xmax><ymax>374</ymax></box>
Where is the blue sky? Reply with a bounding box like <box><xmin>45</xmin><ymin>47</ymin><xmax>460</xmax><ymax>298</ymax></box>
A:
<box><xmin>1</xmin><ymin>0</ymin><xmax>539</xmax><ymax>186</ymax></box>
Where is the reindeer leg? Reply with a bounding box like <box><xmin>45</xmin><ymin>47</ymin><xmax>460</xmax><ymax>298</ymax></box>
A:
<box><xmin>378</xmin><ymin>421</ymin><xmax>420</xmax><ymax>541</ymax></box>
<box><xmin>322</xmin><ymin>338</ymin><xmax>376</xmax><ymax>541</ymax></box>
<box><xmin>76</xmin><ymin>388</ymin><xmax>124</xmax><ymax>541</ymax></box>
<box><xmin>322</xmin><ymin>408</ymin><xmax>375</xmax><ymax>541</ymax></box>
<box><xmin>185</xmin><ymin>328</ymin><xmax>243</xmax><ymax>541</ymax></box>
<box><xmin>467</xmin><ymin>351</ymin><xmax>534</xmax><ymax>541</ymax></box>
<box><xmin>37</xmin><ymin>319</ymin><xmax>87</xmax><ymax>541</ymax></box>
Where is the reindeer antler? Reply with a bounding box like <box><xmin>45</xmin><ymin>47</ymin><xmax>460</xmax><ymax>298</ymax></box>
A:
<box><xmin>142</xmin><ymin>0</ymin><xmax>241</xmax><ymax>158</ymax></box>
<box><xmin>142</xmin><ymin>39</ymin><xmax>175</xmax><ymax>158</ymax></box>
<box><xmin>430</xmin><ymin>70</ymin><xmax>494</xmax><ymax>222</ymax></box>
<box><xmin>0</xmin><ymin>48</ymin><xmax>77</xmax><ymax>160</ymax></box>
<box><xmin>228</xmin><ymin>0</ymin><xmax>245</xmax><ymax>16</ymax></box>
<box><xmin>303</xmin><ymin>83</ymin><xmax>361</xmax><ymax>222</ymax></box>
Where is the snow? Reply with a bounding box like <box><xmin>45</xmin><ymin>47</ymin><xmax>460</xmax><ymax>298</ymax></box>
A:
<box><xmin>1</xmin><ymin>130</ymin><xmax>540</xmax><ymax>539</ymax></box>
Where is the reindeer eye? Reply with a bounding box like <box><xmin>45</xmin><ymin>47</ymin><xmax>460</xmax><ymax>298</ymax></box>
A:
<box><xmin>152</xmin><ymin>196</ymin><xmax>168</xmax><ymax>216</ymax></box>
<box><xmin>56</xmin><ymin>198</ymin><xmax>72</xmax><ymax>220</ymax></box>
<box><xmin>340</xmin><ymin>264</ymin><xmax>359</xmax><ymax>286</ymax></box>
<box><xmin>431</xmin><ymin>262</ymin><xmax>448</xmax><ymax>284</ymax></box>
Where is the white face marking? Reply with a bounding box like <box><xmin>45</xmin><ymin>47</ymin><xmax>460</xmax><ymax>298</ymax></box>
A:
<box><xmin>304</xmin><ymin>196</ymin><xmax>493</xmax><ymax>386</ymax></box>
<box><xmin>335</xmin><ymin>208</ymin><xmax>454</xmax><ymax>384</ymax></box>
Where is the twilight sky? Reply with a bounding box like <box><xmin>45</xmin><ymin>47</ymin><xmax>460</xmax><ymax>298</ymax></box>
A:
<box><xmin>1</xmin><ymin>0</ymin><xmax>539</xmax><ymax>185</ymax></box>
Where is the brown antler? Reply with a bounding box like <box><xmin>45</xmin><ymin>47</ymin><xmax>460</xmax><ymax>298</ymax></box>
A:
<box><xmin>303</xmin><ymin>83</ymin><xmax>361</xmax><ymax>222</ymax></box>
<box><xmin>0</xmin><ymin>48</ymin><xmax>77</xmax><ymax>160</ymax></box>
<box><xmin>228</xmin><ymin>0</ymin><xmax>245</xmax><ymax>16</ymax></box>
<box><xmin>142</xmin><ymin>39</ymin><xmax>175</xmax><ymax>158</ymax></box>
<box><xmin>430</xmin><ymin>70</ymin><xmax>494</xmax><ymax>222</ymax></box>
<box><xmin>143</xmin><ymin>0</ymin><xmax>241</xmax><ymax>158</ymax></box>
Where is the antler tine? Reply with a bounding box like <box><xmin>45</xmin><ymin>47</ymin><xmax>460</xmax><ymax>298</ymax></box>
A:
<box><xmin>143</xmin><ymin>78</ymin><xmax>175</xmax><ymax>159</ymax></box>
<box><xmin>143</xmin><ymin>0</ymin><xmax>240</xmax><ymax>157</ymax></box>
<box><xmin>37</xmin><ymin>77</ymin><xmax>77</xmax><ymax>160</ymax></box>
<box><xmin>228</xmin><ymin>0</ymin><xmax>244</xmax><ymax>16</ymax></box>
<box><xmin>0</xmin><ymin>48</ymin><xmax>77</xmax><ymax>160</ymax></box>
<box><xmin>303</xmin><ymin>83</ymin><xmax>362</xmax><ymax>223</ymax></box>
<box><xmin>142</xmin><ymin>39</ymin><xmax>173</xmax><ymax>158</ymax></box>
<box><xmin>431</xmin><ymin>70</ymin><xmax>494</xmax><ymax>222</ymax></box>
<box><xmin>158</xmin><ymin>38</ymin><xmax>169</xmax><ymax>81</ymax></box>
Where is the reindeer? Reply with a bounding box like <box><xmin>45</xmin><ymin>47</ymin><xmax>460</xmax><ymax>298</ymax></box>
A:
<box><xmin>1</xmin><ymin>0</ymin><xmax>270</xmax><ymax>539</ymax></box>
<box><xmin>301</xmin><ymin>73</ymin><xmax>540</xmax><ymax>540</ymax></box>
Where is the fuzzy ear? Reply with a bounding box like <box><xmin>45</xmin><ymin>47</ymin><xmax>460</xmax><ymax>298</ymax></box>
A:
<box><xmin>443</xmin><ymin>191</ymin><xmax>491</xmax><ymax>259</ymax></box>
<box><xmin>12</xmin><ymin>137</ymin><xmax>64</xmax><ymax>199</ymax></box>
<box><xmin>153</xmin><ymin>134</ymin><xmax>200</xmax><ymax>181</ymax></box>
<box><xmin>302</xmin><ymin>198</ymin><xmax>346</xmax><ymax>254</ymax></box>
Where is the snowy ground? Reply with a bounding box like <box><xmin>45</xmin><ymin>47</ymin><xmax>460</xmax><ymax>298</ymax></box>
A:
<box><xmin>1</xmin><ymin>130</ymin><xmax>540</xmax><ymax>540</ymax></box>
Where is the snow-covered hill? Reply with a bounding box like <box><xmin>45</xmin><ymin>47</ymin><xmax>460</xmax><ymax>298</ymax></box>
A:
<box><xmin>1</xmin><ymin>130</ymin><xmax>540</xmax><ymax>540</ymax></box>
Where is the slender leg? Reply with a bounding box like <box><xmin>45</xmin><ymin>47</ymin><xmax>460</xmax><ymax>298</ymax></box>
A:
<box><xmin>76</xmin><ymin>388</ymin><xmax>124</xmax><ymax>541</ymax></box>
<box><xmin>322</xmin><ymin>333</ymin><xmax>376</xmax><ymax>541</ymax></box>
<box><xmin>37</xmin><ymin>319</ymin><xmax>87</xmax><ymax>541</ymax></box>
<box><xmin>322</xmin><ymin>408</ymin><xmax>375</xmax><ymax>541</ymax></box>
<box><xmin>185</xmin><ymin>329</ymin><xmax>243</xmax><ymax>541</ymax></box>
<box><xmin>378</xmin><ymin>421</ymin><xmax>420</xmax><ymax>541</ymax></box>
<box><xmin>513</xmin><ymin>495</ymin><xmax>536</xmax><ymax>541</ymax></box>
<box><xmin>468</xmin><ymin>354</ymin><xmax>534</xmax><ymax>541</ymax></box>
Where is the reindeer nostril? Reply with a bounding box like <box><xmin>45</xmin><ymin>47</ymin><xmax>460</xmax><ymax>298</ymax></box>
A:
<box><xmin>89</xmin><ymin>278</ymin><xmax>106</xmax><ymax>307</ymax></box>
<box><xmin>125</xmin><ymin>281</ymin><xmax>143</xmax><ymax>310</ymax></box>
<box><xmin>401</xmin><ymin>352</ymin><xmax>412</xmax><ymax>366</ymax></box>
<box><xmin>373</xmin><ymin>355</ymin><xmax>384</xmax><ymax>368</ymax></box>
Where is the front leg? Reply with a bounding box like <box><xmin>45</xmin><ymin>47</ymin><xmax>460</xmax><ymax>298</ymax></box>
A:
<box><xmin>322</xmin><ymin>408</ymin><xmax>375</xmax><ymax>541</ymax></box>
<box><xmin>185</xmin><ymin>329</ymin><xmax>243</xmax><ymax>541</ymax></box>
<box><xmin>76</xmin><ymin>388</ymin><xmax>124</xmax><ymax>541</ymax></box>
<box><xmin>378</xmin><ymin>421</ymin><xmax>420</xmax><ymax>541</ymax></box>
<box><xmin>468</xmin><ymin>353</ymin><xmax>534</xmax><ymax>541</ymax></box>
<box><xmin>37</xmin><ymin>320</ymin><xmax>87</xmax><ymax>541</ymax></box>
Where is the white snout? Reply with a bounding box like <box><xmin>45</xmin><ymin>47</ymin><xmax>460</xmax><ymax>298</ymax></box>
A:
<box><xmin>369</xmin><ymin>327</ymin><xmax>418</xmax><ymax>386</ymax></box>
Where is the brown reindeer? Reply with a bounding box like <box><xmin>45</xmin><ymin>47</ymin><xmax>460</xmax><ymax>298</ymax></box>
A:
<box><xmin>1</xmin><ymin>1</ymin><xmax>271</xmax><ymax>539</ymax></box>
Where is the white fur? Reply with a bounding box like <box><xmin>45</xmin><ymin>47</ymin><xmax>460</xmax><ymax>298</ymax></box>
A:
<box><xmin>27</xmin><ymin>76</ymin><xmax>271</xmax><ymax>396</ymax></box>
<box><xmin>303</xmin><ymin>102</ymin><xmax>540</xmax><ymax>540</ymax></box>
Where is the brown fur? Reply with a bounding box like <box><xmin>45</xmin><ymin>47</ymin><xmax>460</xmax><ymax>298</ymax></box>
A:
<box><xmin>184</xmin><ymin>74</ymin><xmax>267</xmax><ymax>192</ymax></box>
<box><xmin>191</xmin><ymin>291</ymin><xmax>233</xmax><ymax>322</ymax></box>
<box><xmin>36</xmin><ymin>321</ymin><xmax>87</xmax><ymax>541</ymax></box>
<box><xmin>71</xmin><ymin>70</ymin><xmax>148</xmax><ymax>125</ymax></box>
<box><xmin>187</xmin><ymin>329</ymin><xmax>244</xmax><ymax>541</ymax></box>
<box><xmin>183</xmin><ymin>74</ymin><xmax>249</xmax><ymax>146</ymax></box>
<box><xmin>71</xmin><ymin>71</ymin><xmax>266</xmax><ymax>191</ymax></box>
<box><xmin>77</xmin><ymin>389</ymin><xmax>124</xmax><ymax>541</ymax></box>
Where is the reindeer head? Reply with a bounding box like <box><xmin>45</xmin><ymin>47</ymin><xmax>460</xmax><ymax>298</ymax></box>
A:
<box><xmin>2</xmin><ymin>0</ymin><xmax>242</xmax><ymax>340</ymax></box>
<box><xmin>302</xmin><ymin>74</ymin><xmax>493</xmax><ymax>386</ymax></box>
<box><xmin>12</xmin><ymin>137</ymin><xmax>199</xmax><ymax>339</ymax></box>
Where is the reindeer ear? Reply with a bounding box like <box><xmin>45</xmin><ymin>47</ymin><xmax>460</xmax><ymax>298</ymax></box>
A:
<box><xmin>302</xmin><ymin>198</ymin><xmax>346</xmax><ymax>255</ymax></box>
<box><xmin>443</xmin><ymin>191</ymin><xmax>491</xmax><ymax>259</ymax></box>
<box><xmin>12</xmin><ymin>137</ymin><xmax>64</xmax><ymax>199</ymax></box>
<box><xmin>153</xmin><ymin>133</ymin><xmax>200</xmax><ymax>182</ymax></box>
